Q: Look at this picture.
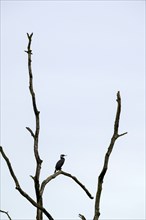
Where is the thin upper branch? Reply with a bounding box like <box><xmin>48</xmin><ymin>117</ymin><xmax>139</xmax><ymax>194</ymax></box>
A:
<box><xmin>26</xmin><ymin>33</ymin><xmax>41</xmax><ymax>163</ymax></box>
<box><xmin>25</xmin><ymin>33</ymin><xmax>42</xmax><ymax>205</ymax></box>
<box><xmin>40</xmin><ymin>171</ymin><xmax>94</xmax><ymax>199</ymax></box>
<box><xmin>93</xmin><ymin>91</ymin><xmax>127</xmax><ymax>220</ymax></box>
<box><xmin>0</xmin><ymin>146</ymin><xmax>54</xmax><ymax>220</ymax></box>
<box><xmin>0</xmin><ymin>210</ymin><xmax>12</xmax><ymax>220</ymax></box>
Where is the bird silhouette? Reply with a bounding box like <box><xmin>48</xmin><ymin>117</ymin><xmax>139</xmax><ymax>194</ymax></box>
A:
<box><xmin>54</xmin><ymin>154</ymin><xmax>66</xmax><ymax>173</ymax></box>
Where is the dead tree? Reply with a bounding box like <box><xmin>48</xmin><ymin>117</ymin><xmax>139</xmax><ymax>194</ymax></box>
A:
<box><xmin>0</xmin><ymin>34</ymin><xmax>127</xmax><ymax>220</ymax></box>
<box><xmin>0</xmin><ymin>33</ymin><xmax>93</xmax><ymax>220</ymax></box>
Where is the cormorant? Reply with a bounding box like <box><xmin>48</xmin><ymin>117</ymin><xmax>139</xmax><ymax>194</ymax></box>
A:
<box><xmin>54</xmin><ymin>154</ymin><xmax>66</xmax><ymax>173</ymax></box>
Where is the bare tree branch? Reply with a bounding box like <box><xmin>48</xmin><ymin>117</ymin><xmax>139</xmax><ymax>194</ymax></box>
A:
<box><xmin>25</xmin><ymin>33</ymin><xmax>43</xmax><ymax>219</ymax></box>
<box><xmin>26</xmin><ymin>127</ymin><xmax>35</xmax><ymax>138</ymax></box>
<box><xmin>0</xmin><ymin>146</ymin><xmax>54</xmax><ymax>220</ymax></box>
<box><xmin>40</xmin><ymin>170</ymin><xmax>94</xmax><ymax>199</ymax></box>
<box><xmin>93</xmin><ymin>91</ymin><xmax>127</xmax><ymax>220</ymax></box>
<box><xmin>25</xmin><ymin>32</ymin><xmax>42</xmax><ymax>162</ymax></box>
<box><xmin>118</xmin><ymin>132</ymin><xmax>128</xmax><ymax>138</ymax></box>
<box><xmin>0</xmin><ymin>210</ymin><xmax>12</xmax><ymax>220</ymax></box>
<box><xmin>78</xmin><ymin>214</ymin><xmax>86</xmax><ymax>220</ymax></box>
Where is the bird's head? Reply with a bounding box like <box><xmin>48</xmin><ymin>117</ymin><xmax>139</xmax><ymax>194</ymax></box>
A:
<box><xmin>60</xmin><ymin>154</ymin><xmax>67</xmax><ymax>159</ymax></box>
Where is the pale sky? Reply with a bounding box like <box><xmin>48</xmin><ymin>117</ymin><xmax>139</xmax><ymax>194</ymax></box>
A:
<box><xmin>1</xmin><ymin>1</ymin><xmax>145</xmax><ymax>220</ymax></box>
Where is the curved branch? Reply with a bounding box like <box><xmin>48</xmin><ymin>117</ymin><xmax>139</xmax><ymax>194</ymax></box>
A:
<box><xmin>0</xmin><ymin>210</ymin><xmax>12</xmax><ymax>220</ymax></box>
<box><xmin>93</xmin><ymin>91</ymin><xmax>127</xmax><ymax>220</ymax></box>
<box><xmin>40</xmin><ymin>170</ymin><xmax>94</xmax><ymax>199</ymax></box>
<box><xmin>0</xmin><ymin>146</ymin><xmax>54</xmax><ymax>220</ymax></box>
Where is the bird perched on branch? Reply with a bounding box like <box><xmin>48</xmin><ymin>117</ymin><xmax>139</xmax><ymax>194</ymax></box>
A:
<box><xmin>54</xmin><ymin>154</ymin><xmax>66</xmax><ymax>173</ymax></box>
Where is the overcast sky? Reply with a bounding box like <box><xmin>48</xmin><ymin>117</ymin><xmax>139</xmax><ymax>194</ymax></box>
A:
<box><xmin>1</xmin><ymin>1</ymin><xmax>145</xmax><ymax>220</ymax></box>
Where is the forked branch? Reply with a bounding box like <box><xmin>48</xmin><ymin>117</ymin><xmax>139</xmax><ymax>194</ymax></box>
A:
<box><xmin>93</xmin><ymin>91</ymin><xmax>127</xmax><ymax>220</ymax></box>
<box><xmin>0</xmin><ymin>210</ymin><xmax>12</xmax><ymax>220</ymax></box>
<box><xmin>40</xmin><ymin>171</ymin><xmax>94</xmax><ymax>199</ymax></box>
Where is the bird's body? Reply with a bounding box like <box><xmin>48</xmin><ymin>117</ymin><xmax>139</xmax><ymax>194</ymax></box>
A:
<box><xmin>54</xmin><ymin>154</ymin><xmax>66</xmax><ymax>173</ymax></box>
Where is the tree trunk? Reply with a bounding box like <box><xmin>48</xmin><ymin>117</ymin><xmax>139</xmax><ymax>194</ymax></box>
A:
<box><xmin>36</xmin><ymin>197</ymin><xmax>43</xmax><ymax>220</ymax></box>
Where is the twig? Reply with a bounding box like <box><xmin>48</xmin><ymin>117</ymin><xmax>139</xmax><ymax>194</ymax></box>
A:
<box><xmin>26</xmin><ymin>127</ymin><xmax>35</xmax><ymax>138</ymax></box>
<box><xmin>40</xmin><ymin>170</ymin><xmax>94</xmax><ymax>199</ymax></box>
<box><xmin>93</xmin><ymin>91</ymin><xmax>127</xmax><ymax>220</ymax></box>
<box><xmin>0</xmin><ymin>210</ymin><xmax>12</xmax><ymax>220</ymax></box>
<box><xmin>0</xmin><ymin>146</ymin><xmax>54</xmax><ymax>220</ymax></box>
<box><xmin>79</xmin><ymin>214</ymin><xmax>86</xmax><ymax>220</ymax></box>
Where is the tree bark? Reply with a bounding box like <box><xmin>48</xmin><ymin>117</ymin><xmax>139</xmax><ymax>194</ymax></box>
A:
<box><xmin>37</xmin><ymin>197</ymin><xmax>43</xmax><ymax>220</ymax></box>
